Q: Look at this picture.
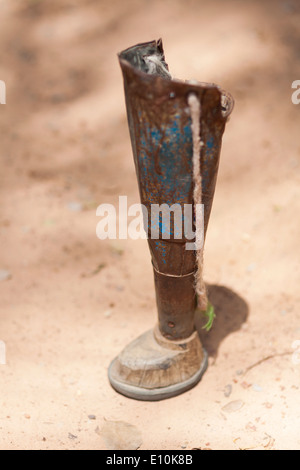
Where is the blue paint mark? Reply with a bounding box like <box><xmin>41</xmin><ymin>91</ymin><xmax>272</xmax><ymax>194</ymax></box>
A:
<box><xmin>135</xmin><ymin>111</ymin><xmax>220</xmax><ymax>238</ymax></box>
<box><xmin>138</xmin><ymin>113</ymin><xmax>193</xmax><ymax>205</ymax></box>
<box><xmin>153</xmin><ymin>239</ymin><xmax>167</xmax><ymax>264</ymax></box>
<box><xmin>206</xmin><ymin>136</ymin><xmax>214</xmax><ymax>149</ymax></box>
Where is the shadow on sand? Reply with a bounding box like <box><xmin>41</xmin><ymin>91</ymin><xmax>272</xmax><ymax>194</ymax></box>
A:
<box><xmin>195</xmin><ymin>284</ymin><xmax>249</xmax><ymax>359</ymax></box>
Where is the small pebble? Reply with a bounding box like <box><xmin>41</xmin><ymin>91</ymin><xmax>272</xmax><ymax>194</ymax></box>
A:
<box><xmin>68</xmin><ymin>433</ymin><xmax>77</xmax><ymax>440</ymax></box>
<box><xmin>88</xmin><ymin>414</ymin><xmax>96</xmax><ymax>420</ymax></box>
<box><xmin>224</xmin><ymin>384</ymin><xmax>232</xmax><ymax>397</ymax></box>
<box><xmin>115</xmin><ymin>285</ymin><xmax>124</xmax><ymax>292</ymax></box>
<box><xmin>252</xmin><ymin>383</ymin><xmax>263</xmax><ymax>392</ymax></box>
<box><xmin>24</xmin><ymin>414</ymin><xmax>31</xmax><ymax>419</ymax></box>
<box><xmin>110</xmin><ymin>242</ymin><xmax>124</xmax><ymax>256</ymax></box>
<box><xmin>98</xmin><ymin>420</ymin><xmax>143</xmax><ymax>451</ymax></box>
<box><xmin>246</xmin><ymin>263</ymin><xmax>256</xmax><ymax>273</ymax></box>
<box><xmin>222</xmin><ymin>400</ymin><xmax>244</xmax><ymax>413</ymax></box>
<box><xmin>67</xmin><ymin>201</ymin><xmax>83</xmax><ymax>212</ymax></box>
<box><xmin>0</xmin><ymin>270</ymin><xmax>11</xmax><ymax>281</ymax></box>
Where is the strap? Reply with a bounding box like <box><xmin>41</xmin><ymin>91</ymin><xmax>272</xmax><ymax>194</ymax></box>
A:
<box><xmin>187</xmin><ymin>93</ymin><xmax>208</xmax><ymax>311</ymax></box>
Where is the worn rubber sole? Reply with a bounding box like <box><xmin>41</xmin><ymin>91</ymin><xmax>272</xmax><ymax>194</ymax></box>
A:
<box><xmin>108</xmin><ymin>348</ymin><xmax>208</xmax><ymax>401</ymax></box>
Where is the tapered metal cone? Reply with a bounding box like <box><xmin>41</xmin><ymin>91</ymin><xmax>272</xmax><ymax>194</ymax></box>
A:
<box><xmin>108</xmin><ymin>39</ymin><xmax>234</xmax><ymax>400</ymax></box>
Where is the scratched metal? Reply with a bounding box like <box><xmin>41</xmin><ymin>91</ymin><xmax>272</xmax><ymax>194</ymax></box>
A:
<box><xmin>119</xmin><ymin>40</ymin><xmax>234</xmax><ymax>340</ymax></box>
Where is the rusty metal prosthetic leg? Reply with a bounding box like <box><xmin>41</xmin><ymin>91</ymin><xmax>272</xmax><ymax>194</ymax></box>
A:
<box><xmin>108</xmin><ymin>39</ymin><xmax>234</xmax><ymax>401</ymax></box>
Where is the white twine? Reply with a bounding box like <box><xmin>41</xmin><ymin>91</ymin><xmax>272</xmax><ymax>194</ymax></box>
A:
<box><xmin>187</xmin><ymin>93</ymin><xmax>208</xmax><ymax>312</ymax></box>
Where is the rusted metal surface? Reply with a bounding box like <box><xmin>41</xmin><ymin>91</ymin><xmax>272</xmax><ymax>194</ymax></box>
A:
<box><xmin>119</xmin><ymin>39</ymin><xmax>233</xmax><ymax>340</ymax></box>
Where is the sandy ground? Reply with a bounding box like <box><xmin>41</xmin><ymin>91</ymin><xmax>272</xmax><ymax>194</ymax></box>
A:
<box><xmin>0</xmin><ymin>0</ymin><xmax>300</xmax><ymax>450</ymax></box>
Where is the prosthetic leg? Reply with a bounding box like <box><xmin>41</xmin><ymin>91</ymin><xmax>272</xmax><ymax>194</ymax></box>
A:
<box><xmin>108</xmin><ymin>39</ymin><xmax>234</xmax><ymax>400</ymax></box>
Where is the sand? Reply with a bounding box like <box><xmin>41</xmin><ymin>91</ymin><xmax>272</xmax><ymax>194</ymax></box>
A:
<box><xmin>0</xmin><ymin>0</ymin><xmax>300</xmax><ymax>450</ymax></box>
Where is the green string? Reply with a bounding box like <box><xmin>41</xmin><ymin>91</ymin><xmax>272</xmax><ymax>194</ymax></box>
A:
<box><xmin>201</xmin><ymin>301</ymin><xmax>216</xmax><ymax>331</ymax></box>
